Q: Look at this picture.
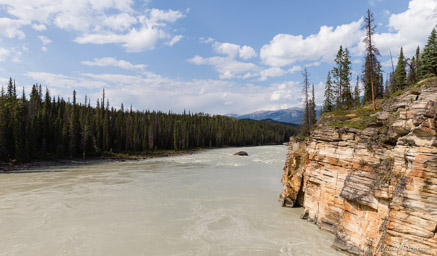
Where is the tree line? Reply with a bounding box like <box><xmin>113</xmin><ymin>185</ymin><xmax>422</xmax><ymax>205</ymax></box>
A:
<box><xmin>322</xmin><ymin>10</ymin><xmax>437</xmax><ymax>113</ymax></box>
<box><xmin>0</xmin><ymin>82</ymin><xmax>298</xmax><ymax>163</ymax></box>
<box><xmin>301</xmin><ymin>10</ymin><xmax>437</xmax><ymax>136</ymax></box>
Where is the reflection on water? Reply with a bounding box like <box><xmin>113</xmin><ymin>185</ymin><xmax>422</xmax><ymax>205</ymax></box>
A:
<box><xmin>0</xmin><ymin>145</ymin><xmax>342</xmax><ymax>256</ymax></box>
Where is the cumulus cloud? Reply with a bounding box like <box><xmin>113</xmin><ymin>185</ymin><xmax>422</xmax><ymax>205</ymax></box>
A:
<box><xmin>81</xmin><ymin>57</ymin><xmax>147</xmax><ymax>71</ymax></box>
<box><xmin>0</xmin><ymin>0</ymin><xmax>186</xmax><ymax>51</ymax></box>
<box><xmin>259</xmin><ymin>0</ymin><xmax>436</xmax><ymax>68</ymax></box>
<box><xmin>260</xmin><ymin>19</ymin><xmax>364</xmax><ymax>67</ymax></box>
<box><xmin>371</xmin><ymin>0</ymin><xmax>437</xmax><ymax>57</ymax></box>
<box><xmin>212</xmin><ymin>42</ymin><xmax>257</xmax><ymax>59</ymax></box>
<box><xmin>0</xmin><ymin>17</ymin><xmax>28</xmax><ymax>39</ymax></box>
<box><xmin>259</xmin><ymin>66</ymin><xmax>301</xmax><ymax>81</ymax></box>
<box><xmin>189</xmin><ymin>41</ymin><xmax>262</xmax><ymax>79</ymax></box>
<box><xmin>189</xmin><ymin>55</ymin><xmax>259</xmax><ymax>79</ymax></box>
<box><xmin>270</xmin><ymin>81</ymin><xmax>300</xmax><ymax>101</ymax></box>
<box><xmin>239</xmin><ymin>45</ymin><xmax>257</xmax><ymax>60</ymax></box>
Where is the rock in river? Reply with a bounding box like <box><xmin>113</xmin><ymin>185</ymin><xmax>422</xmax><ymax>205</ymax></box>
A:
<box><xmin>233</xmin><ymin>151</ymin><xmax>248</xmax><ymax>156</ymax></box>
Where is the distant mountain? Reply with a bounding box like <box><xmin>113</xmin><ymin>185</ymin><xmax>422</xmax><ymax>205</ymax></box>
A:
<box><xmin>227</xmin><ymin>107</ymin><xmax>322</xmax><ymax>125</ymax></box>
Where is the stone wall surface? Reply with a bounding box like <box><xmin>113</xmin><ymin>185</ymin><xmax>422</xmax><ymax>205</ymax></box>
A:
<box><xmin>280</xmin><ymin>79</ymin><xmax>437</xmax><ymax>255</ymax></box>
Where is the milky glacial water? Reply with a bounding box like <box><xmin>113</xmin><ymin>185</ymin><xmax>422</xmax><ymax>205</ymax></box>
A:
<box><xmin>0</xmin><ymin>145</ymin><xmax>342</xmax><ymax>256</ymax></box>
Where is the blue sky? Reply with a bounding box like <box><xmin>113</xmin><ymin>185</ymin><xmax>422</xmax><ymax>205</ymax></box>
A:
<box><xmin>0</xmin><ymin>0</ymin><xmax>435</xmax><ymax>114</ymax></box>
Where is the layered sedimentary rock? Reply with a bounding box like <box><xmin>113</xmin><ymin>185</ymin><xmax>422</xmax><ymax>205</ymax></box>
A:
<box><xmin>280</xmin><ymin>79</ymin><xmax>437</xmax><ymax>255</ymax></box>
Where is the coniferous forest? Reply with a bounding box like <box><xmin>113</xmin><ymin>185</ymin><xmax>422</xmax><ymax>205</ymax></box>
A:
<box><xmin>0</xmin><ymin>82</ymin><xmax>298</xmax><ymax>163</ymax></box>
<box><xmin>322</xmin><ymin>16</ymin><xmax>437</xmax><ymax>114</ymax></box>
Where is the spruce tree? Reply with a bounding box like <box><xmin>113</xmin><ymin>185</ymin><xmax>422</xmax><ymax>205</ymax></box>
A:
<box><xmin>419</xmin><ymin>28</ymin><xmax>437</xmax><ymax>78</ymax></box>
<box><xmin>353</xmin><ymin>76</ymin><xmax>361</xmax><ymax>106</ymax></box>
<box><xmin>407</xmin><ymin>56</ymin><xmax>417</xmax><ymax>85</ymax></box>
<box><xmin>394</xmin><ymin>47</ymin><xmax>407</xmax><ymax>91</ymax></box>
<box><xmin>310</xmin><ymin>84</ymin><xmax>316</xmax><ymax>128</ymax></box>
<box><xmin>323</xmin><ymin>71</ymin><xmax>335</xmax><ymax>112</ymax></box>
<box><xmin>301</xmin><ymin>68</ymin><xmax>310</xmax><ymax>136</ymax></box>
<box><xmin>384</xmin><ymin>77</ymin><xmax>391</xmax><ymax>98</ymax></box>
<box><xmin>332</xmin><ymin>46</ymin><xmax>352</xmax><ymax>109</ymax></box>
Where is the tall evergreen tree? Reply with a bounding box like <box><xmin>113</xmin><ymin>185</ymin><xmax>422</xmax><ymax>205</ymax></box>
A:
<box><xmin>353</xmin><ymin>75</ymin><xmax>361</xmax><ymax>106</ymax></box>
<box><xmin>332</xmin><ymin>46</ymin><xmax>352</xmax><ymax>109</ymax></box>
<box><xmin>384</xmin><ymin>77</ymin><xmax>391</xmax><ymax>98</ymax></box>
<box><xmin>310</xmin><ymin>84</ymin><xmax>316</xmax><ymax>128</ymax></box>
<box><xmin>407</xmin><ymin>56</ymin><xmax>417</xmax><ymax>85</ymax></box>
<box><xmin>323</xmin><ymin>71</ymin><xmax>335</xmax><ymax>112</ymax></box>
<box><xmin>363</xmin><ymin>9</ymin><xmax>379</xmax><ymax>111</ymax></box>
<box><xmin>415</xmin><ymin>46</ymin><xmax>421</xmax><ymax>79</ymax></box>
<box><xmin>419</xmin><ymin>28</ymin><xmax>437</xmax><ymax>79</ymax></box>
<box><xmin>394</xmin><ymin>47</ymin><xmax>407</xmax><ymax>91</ymax></box>
<box><xmin>301</xmin><ymin>68</ymin><xmax>311</xmax><ymax>136</ymax></box>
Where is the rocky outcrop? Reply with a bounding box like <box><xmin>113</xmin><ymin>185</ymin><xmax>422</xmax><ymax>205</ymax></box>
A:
<box><xmin>280</xmin><ymin>78</ymin><xmax>437</xmax><ymax>255</ymax></box>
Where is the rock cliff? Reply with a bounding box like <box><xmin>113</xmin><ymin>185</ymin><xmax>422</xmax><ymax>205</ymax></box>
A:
<box><xmin>280</xmin><ymin>78</ymin><xmax>437</xmax><ymax>255</ymax></box>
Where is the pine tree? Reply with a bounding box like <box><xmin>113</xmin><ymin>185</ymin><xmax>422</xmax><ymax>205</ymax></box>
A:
<box><xmin>353</xmin><ymin>76</ymin><xmax>361</xmax><ymax>106</ymax></box>
<box><xmin>419</xmin><ymin>28</ymin><xmax>437</xmax><ymax>79</ymax></box>
<box><xmin>323</xmin><ymin>71</ymin><xmax>335</xmax><ymax>112</ymax></box>
<box><xmin>332</xmin><ymin>46</ymin><xmax>352</xmax><ymax>109</ymax></box>
<box><xmin>363</xmin><ymin>9</ymin><xmax>379</xmax><ymax>111</ymax></box>
<box><xmin>407</xmin><ymin>56</ymin><xmax>417</xmax><ymax>85</ymax></box>
<box><xmin>394</xmin><ymin>47</ymin><xmax>407</xmax><ymax>91</ymax></box>
<box><xmin>384</xmin><ymin>77</ymin><xmax>391</xmax><ymax>98</ymax></box>
<box><xmin>415</xmin><ymin>46</ymin><xmax>421</xmax><ymax>80</ymax></box>
<box><xmin>363</xmin><ymin>52</ymin><xmax>383</xmax><ymax>102</ymax></box>
<box><xmin>301</xmin><ymin>68</ymin><xmax>311</xmax><ymax>136</ymax></box>
<box><xmin>310</xmin><ymin>84</ymin><xmax>316</xmax><ymax>128</ymax></box>
<box><xmin>69</xmin><ymin>90</ymin><xmax>81</xmax><ymax>157</ymax></box>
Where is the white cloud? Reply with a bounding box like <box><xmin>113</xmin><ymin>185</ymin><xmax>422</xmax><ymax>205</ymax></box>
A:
<box><xmin>260</xmin><ymin>0</ymin><xmax>436</xmax><ymax>67</ymax></box>
<box><xmin>0</xmin><ymin>0</ymin><xmax>186</xmax><ymax>51</ymax></box>
<box><xmin>0</xmin><ymin>48</ymin><xmax>10</xmax><ymax>61</ymax></box>
<box><xmin>81</xmin><ymin>57</ymin><xmax>147</xmax><ymax>71</ymax></box>
<box><xmin>259</xmin><ymin>66</ymin><xmax>301</xmax><ymax>81</ymax></box>
<box><xmin>38</xmin><ymin>35</ymin><xmax>52</xmax><ymax>52</ymax></box>
<box><xmin>270</xmin><ymin>81</ymin><xmax>300</xmax><ymax>101</ymax></box>
<box><xmin>102</xmin><ymin>13</ymin><xmax>137</xmax><ymax>32</ymax></box>
<box><xmin>166</xmin><ymin>35</ymin><xmax>183</xmax><ymax>46</ymax></box>
<box><xmin>200</xmin><ymin>37</ymin><xmax>215</xmax><ymax>44</ymax></box>
<box><xmin>39</xmin><ymin>35</ymin><xmax>52</xmax><ymax>45</ymax></box>
<box><xmin>371</xmin><ymin>0</ymin><xmax>436</xmax><ymax>57</ymax></box>
<box><xmin>213</xmin><ymin>42</ymin><xmax>241</xmax><ymax>58</ymax></box>
<box><xmin>32</xmin><ymin>23</ymin><xmax>47</xmax><ymax>31</ymax></box>
<box><xmin>24</xmin><ymin>70</ymin><xmax>305</xmax><ymax>114</ymax></box>
<box><xmin>189</xmin><ymin>41</ymin><xmax>261</xmax><ymax>79</ymax></box>
<box><xmin>260</xmin><ymin>19</ymin><xmax>364</xmax><ymax>67</ymax></box>
<box><xmin>0</xmin><ymin>17</ymin><xmax>28</xmax><ymax>39</ymax></box>
<box><xmin>189</xmin><ymin>55</ymin><xmax>259</xmax><ymax>79</ymax></box>
<box><xmin>239</xmin><ymin>45</ymin><xmax>257</xmax><ymax>60</ymax></box>
<box><xmin>212</xmin><ymin>42</ymin><xmax>257</xmax><ymax>60</ymax></box>
<box><xmin>75</xmin><ymin>27</ymin><xmax>164</xmax><ymax>52</ymax></box>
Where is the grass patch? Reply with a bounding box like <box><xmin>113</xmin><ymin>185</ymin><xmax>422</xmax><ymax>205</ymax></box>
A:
<box><xmin>318</xmin><ymin>105</ymin><xmax>378</xmax><ymax>130</ymax></box>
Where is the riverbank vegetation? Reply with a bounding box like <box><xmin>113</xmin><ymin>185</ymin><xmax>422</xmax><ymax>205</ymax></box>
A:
<box><xmin>0</xmin><ymin>83</ymin><xmax>298</xmax><ymax>164</ymax></box>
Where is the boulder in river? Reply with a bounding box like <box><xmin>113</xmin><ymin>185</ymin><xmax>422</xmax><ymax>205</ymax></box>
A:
<box><xmin>233</xmin><ymin>151</ymin><xmax>248</xmax><ymax>156</ymax></box>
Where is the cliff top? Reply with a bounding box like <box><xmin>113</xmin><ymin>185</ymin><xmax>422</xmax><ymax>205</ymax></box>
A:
<box><xmin>317</xmin><ymin>77</ymin><xmax>437</xmax><ymax>131</ymax></box>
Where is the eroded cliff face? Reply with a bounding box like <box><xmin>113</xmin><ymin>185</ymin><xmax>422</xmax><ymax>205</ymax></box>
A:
<box><xmin>280</xmin><ymin>79</ymin><xmax>437</xmax><ymax>255</ymax></box>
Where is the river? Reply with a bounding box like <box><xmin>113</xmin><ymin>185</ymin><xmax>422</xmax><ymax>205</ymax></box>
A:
<box><xmin>0</xmin><ymin>145</ymin><xmax>341</xmax><ymax>256</ymax></box>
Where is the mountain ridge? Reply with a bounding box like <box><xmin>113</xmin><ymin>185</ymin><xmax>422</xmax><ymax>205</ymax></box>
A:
<box><xmin>226</xmin><ymin>107</ymin><xmax>322</xmax><ymax>125</ymax></box>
